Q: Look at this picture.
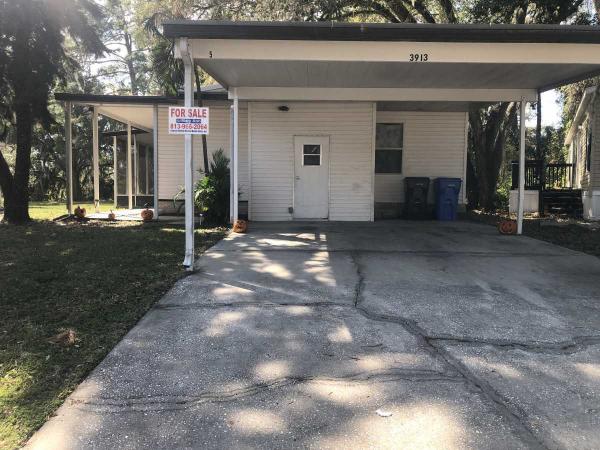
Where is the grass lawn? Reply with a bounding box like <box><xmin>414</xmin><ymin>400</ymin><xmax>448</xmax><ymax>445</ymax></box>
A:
<box><xmin>0</xmin><ymin>209</ymin><xmax>226</xmax><ymax>449</ymax></box>
<box><xmin>27</xmin><ymin>201</ymin><xmax>120</xmax><ymax>221</ymax></box>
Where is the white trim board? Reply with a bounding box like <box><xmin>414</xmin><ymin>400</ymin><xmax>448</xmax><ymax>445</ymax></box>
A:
<box><xmin>191</xmin><ymin>39</ymin><xmax>600</xmax><ymax>65</ymax></box>
<box><xmin>230</xmin><ymin>87</ymin><xmax>537</xmax><ymax>102</ymax></box>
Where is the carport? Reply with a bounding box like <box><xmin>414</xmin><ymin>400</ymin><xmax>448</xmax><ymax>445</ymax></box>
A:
<box><xmin>163</xmin><ymin>20</ymin><xmax>600</xmax><ymax>265</ymax></box>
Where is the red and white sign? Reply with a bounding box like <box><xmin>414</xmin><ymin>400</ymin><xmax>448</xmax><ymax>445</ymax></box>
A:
<box><xmin>168</xmin><ymin>106</ymin><xmax>209</xmax><ymax>135</ymax></box>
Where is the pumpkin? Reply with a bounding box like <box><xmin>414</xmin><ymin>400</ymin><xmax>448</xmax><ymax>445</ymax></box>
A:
<box><xmin>233</xmin><ymin>219</ymin><xmax>248</xmax><ymax>233</ymax></box>
<box><xmin>74</xmin><ymin>206</ymin><xmax>86</xmax><ymax>219</ymax></box>
<box><xmin>107</xmin><ymin>210</ymin><xmax>116</xmax><ymax>221</ymax></box>
<box><xmin>498</xmin><ymin>219</ymin><xmax>518</xmax><ymax>235</ymax></box>
<box><xmin>141</xmin><ymin>208</ymin><xmax>154</xmax><ymax>222</ymax></box>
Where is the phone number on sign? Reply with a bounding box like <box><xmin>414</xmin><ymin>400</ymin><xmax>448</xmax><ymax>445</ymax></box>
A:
<box><xmin>170</xmin><ymin>122</ymin><xmax>208</xmax><ymax>131</ymax></box>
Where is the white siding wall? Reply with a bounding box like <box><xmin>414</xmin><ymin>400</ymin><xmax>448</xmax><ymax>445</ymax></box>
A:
<box><xmin>249</xmin><ymin>102</ymin><xmax>375</xmax><ymax>221</ymax></box>
<box><xmin>157</xmin><ymin>102</ymin><xmax>248</xmax><ymax>201</ymax></box>
<box><xmin>374</xmin><ymin>111</ymin><xmax>468</xmax><ymax>204</ymax></box>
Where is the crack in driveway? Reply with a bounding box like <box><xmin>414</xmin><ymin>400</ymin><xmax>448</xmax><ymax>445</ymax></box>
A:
<box><xmin>155</xmin><ymin>301</ymin><xmax>600</xmax><ymax>355</ymax></box>
<box><xmin>155</xmin><ymin>253</ymin><xmax>573</xmax><ymax>449</ymax></box>
<box><xmin>347</xmin><ymin>252</ymin><xmax>559</xmax><ymax>450</ymax></box>
<box><xmin>69</xmin><ymin>369</ymin><xmax>462</xmax><ymax>413</ymax></box>
<box><xmin>428</xmin><ymin>334</ymin><xmax>600</xmax><ymax>355</ymax></box>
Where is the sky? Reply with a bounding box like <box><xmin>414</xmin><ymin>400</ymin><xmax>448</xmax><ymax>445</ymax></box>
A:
<box><xmin>526</xmin><ymin>89</ymin><xmax>562</xmax><ymax>128</ymax></box>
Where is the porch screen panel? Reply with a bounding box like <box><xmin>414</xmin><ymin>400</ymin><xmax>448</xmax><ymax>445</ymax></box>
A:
<box><xmin>138</xmin><ymin>145</ymin><xmax>147</xmax><ymax>194</ymax></box>
<box><xmin>147</xmin><ymin>146</ymin><xmax>154</xmax><ymax>194</ymax></box>
<box><xmin>116</xmin><ymin>140</ymin><xmax>127</xmax><ymax>195</ymax></box>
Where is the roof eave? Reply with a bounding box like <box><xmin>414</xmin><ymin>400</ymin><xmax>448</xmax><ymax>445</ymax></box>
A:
<box><xmin>162</xmin><ymin>20</ymin><xmax>600</xmax><ymax>44</ymax></box>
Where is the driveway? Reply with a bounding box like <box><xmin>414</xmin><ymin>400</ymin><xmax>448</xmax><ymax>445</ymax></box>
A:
<box><xmin>27</xmin><ymin>221</ymin><xmax>600</xmax><ymax>449</ymax></box>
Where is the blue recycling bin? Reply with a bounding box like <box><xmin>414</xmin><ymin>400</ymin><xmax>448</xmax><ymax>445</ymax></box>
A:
<box><xmin>434</xmin><ymin>178</ymin><xmax>462</xmax><ymax>221</ymax></box>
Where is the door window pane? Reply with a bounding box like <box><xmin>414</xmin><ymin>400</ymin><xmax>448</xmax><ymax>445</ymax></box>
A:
<box><xmin>303</xmin><ymin>144</ymin><xmax>321</xmax><ymax>166</ymax></box>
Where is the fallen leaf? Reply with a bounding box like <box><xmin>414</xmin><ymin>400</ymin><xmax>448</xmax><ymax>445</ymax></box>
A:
<box><xmin>47</xmin><ymin>329</ymin><xmax>77</xmax><ymax>346</ymax></box>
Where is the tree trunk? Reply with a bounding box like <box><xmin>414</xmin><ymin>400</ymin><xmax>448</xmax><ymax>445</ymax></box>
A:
<box><xmin>194</xmin><ymin>65</ymin><xmax>210</xmax><ymax>175</ymax></box>
<box><xmin>72</xmin><ymin>164</ymin><xmax>83</xmax><ymax>202</ymax></box>
<box><xmin>124</xmin><ymin>32</ymin><xmax>138</xmax><ymax>95</ymax></box>
<box><xmin>2</xmin><ymin>104</ymin><xmax>33</xmax><ymax>223</ymax></box>
<box><xmin>469</xmin><ymin>102</ymin><xmax>514</xmax><ymax>211</ymax></box>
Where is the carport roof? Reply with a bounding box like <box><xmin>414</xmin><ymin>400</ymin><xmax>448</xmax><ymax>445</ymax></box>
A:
<box><xmin>163</xmin><ymin>20</ymin><xmax>600</xmax><ymax>44</ymax></box>
<box><xmin>165</xmin><ymin>20</ymin><xmax>600</xmax><ymax>101</ymax></box>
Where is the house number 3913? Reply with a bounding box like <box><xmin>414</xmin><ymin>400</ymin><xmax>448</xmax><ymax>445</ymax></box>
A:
<box><xmin>409</xmin><ymin>53</ymin><xmax>429</xmax><ymax>62</ymax></box>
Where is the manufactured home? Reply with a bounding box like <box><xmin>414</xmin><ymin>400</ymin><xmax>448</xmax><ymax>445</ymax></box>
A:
<box><xmin>565</xmin><ymin>86</ymin><xmax>600</xmax><ymax>220</ymax></box>
<box><xmin>56</xmin><ymin>21</ymin><xmax>600</xmax><ymax>247</ymax></box>
<box><xmin>56</xmin><ymin>83</ymin><xmax>469</xmax><ymax>221</ymax></box>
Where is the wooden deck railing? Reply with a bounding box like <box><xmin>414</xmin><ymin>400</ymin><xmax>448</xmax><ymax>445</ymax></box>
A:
<box><xmin>511</xmin><ymin>160</ymin><xmax>573</xmax><ymax>190</ymax></box>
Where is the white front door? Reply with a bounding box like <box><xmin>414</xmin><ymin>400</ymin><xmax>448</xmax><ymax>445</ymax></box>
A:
<box><xmin>294</xmin><ymin>136</ymin><xmax>329</xmax><ymax>219</ymax></box>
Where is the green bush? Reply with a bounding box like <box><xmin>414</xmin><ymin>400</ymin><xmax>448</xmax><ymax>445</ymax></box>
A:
<box><xmin>173</xmin><ymin>149</ymin><xmax>235</xmax><ymax>224</ymax></box>
<box><xmin>194</xmin><ymin>149</ymin><xmax>230</xmax><ymax>225</ymax></box>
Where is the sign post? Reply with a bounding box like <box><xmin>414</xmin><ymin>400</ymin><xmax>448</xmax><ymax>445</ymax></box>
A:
<box><xmin>169</xmin><ymin>106</ymin><xmax>209</xmax><ymax>270</ymax></box>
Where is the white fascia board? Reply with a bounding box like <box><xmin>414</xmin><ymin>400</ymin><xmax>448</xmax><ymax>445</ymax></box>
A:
<box><xmin>192</xmin><ymin>39</ymin><xmax>600</xmax><ymax>65</ymax></box>
<box><xmin>230</xmin><ymin>87</ymin><xmax>537</xmax><ymax>102</ymax></box>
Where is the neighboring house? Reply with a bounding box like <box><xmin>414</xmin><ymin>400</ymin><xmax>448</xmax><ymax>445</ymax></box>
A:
<box><xmin>565</xmin><ymin>86</ymin><xmax>600</xmax><ymax>220</ymax></box>
<box><xmin>56</xmin><ymin>21</ymin><xmax>600</xmax><ymax>228</ymax></box>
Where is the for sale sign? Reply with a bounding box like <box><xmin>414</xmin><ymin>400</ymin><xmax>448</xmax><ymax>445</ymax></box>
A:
<box><xmin>168</xmin><ymin>106</ymin><xmax>209</xmax><ymax>135</ymax></box>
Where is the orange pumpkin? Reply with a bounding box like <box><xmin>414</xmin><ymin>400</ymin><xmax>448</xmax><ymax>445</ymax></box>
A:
<box><xmin>233</xmin><ymin>220</ymin><xmax>247</xmax><ymax>233</ymax></box>
<box><xmin>107</xmin><ymin>211</ymin><xmax>116</xmax><ymax>221</ymax></box>
<box><xmin>498</xmin><ymin>219</ymin><xmax>518</xmax><ymax>235</ymax></box>
<box><xmin>74</xmin><ymin>206</ymin><xmax>86</xmax><ymax>219</ymax></box>
<box><xmin>141</xmin><ymin>208</ymin><xmax>154</xmax><ymax>222</ymax></box>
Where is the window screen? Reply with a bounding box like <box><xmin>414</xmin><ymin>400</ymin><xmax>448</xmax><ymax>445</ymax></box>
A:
<box><xmin>138</xmin><ymin>145</ymin><xmax>147</xmax><ymax>195</ymax></box>
<box><xmin>116</xmin><ymin>140</ymin><xmax>127</xmax><ymax>195</ymax></box>
<box><xmin>375</xmin><ymin>123</ymin><xmax>403</xmax><ymax>173</ymax></box>
<box><xmin>303</xmin><ymin>144</ymin><xmax>321</xmax><ymax>166</ymax></box>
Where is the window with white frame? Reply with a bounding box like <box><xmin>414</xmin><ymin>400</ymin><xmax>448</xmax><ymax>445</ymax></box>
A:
<box><xmin>375</xmin><ymin>123</ymin><xmax>403</xmax><ymax>173</ymax></box>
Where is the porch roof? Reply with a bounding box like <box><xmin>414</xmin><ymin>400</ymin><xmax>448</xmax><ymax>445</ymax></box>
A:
<box><xmin>165</xmin><ymin>20</ymin><xmax>600</xmax><ymax>102</ymax></box>
<box><xmin>53</xmin><ymin>88</ymin><xmax>229</xmax><ymax>130</ymax></box>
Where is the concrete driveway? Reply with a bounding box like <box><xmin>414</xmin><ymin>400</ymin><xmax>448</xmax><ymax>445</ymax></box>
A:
<box><xmin>27</xmin><ymin>221</ymin><xmax>600</xmax><ymax>449</ymax></box>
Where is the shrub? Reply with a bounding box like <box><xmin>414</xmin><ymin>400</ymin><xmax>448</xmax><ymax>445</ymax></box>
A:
<box><xmin>173</xmin><ymin>149</ymin><xmax>232</xmax><ymax>225</ymax></box>
<box><xmin>196</xmin><ymin>149</ymin><xmax>231</xmax><ymax>225</ymax></box>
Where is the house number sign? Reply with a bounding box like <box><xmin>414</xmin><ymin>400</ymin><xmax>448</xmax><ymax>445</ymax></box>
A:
<box><xmin>409</xmin><ymin>53</ymin><xmax>429</xmax><ymax>62</ymax></box>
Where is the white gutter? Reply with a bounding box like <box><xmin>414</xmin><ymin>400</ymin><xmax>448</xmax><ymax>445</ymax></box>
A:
<box><xmin>152</xmin><ymin>104</ymin><xmax>159</xmax><ymax>219</ymax></box>
<box><xmin>180</xmin><ymin>37</ymin><xmax>195</xmax><ymax>271</ymax></box>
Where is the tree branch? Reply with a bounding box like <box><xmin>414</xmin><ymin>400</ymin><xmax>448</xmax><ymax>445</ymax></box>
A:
<box><xmin>411</xmin><ymin>1</ymin><xmax>436</xmax><ymax>23</ymax></box>
<box><xmin>436</xmin><ymin>0</ymin><xmax>457</xmax><ymax>23</ymax></box>
<box><xmin>387</xmin><ymin>0</ymin><xmax>418</xmax><ymax>22</ymax></box>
